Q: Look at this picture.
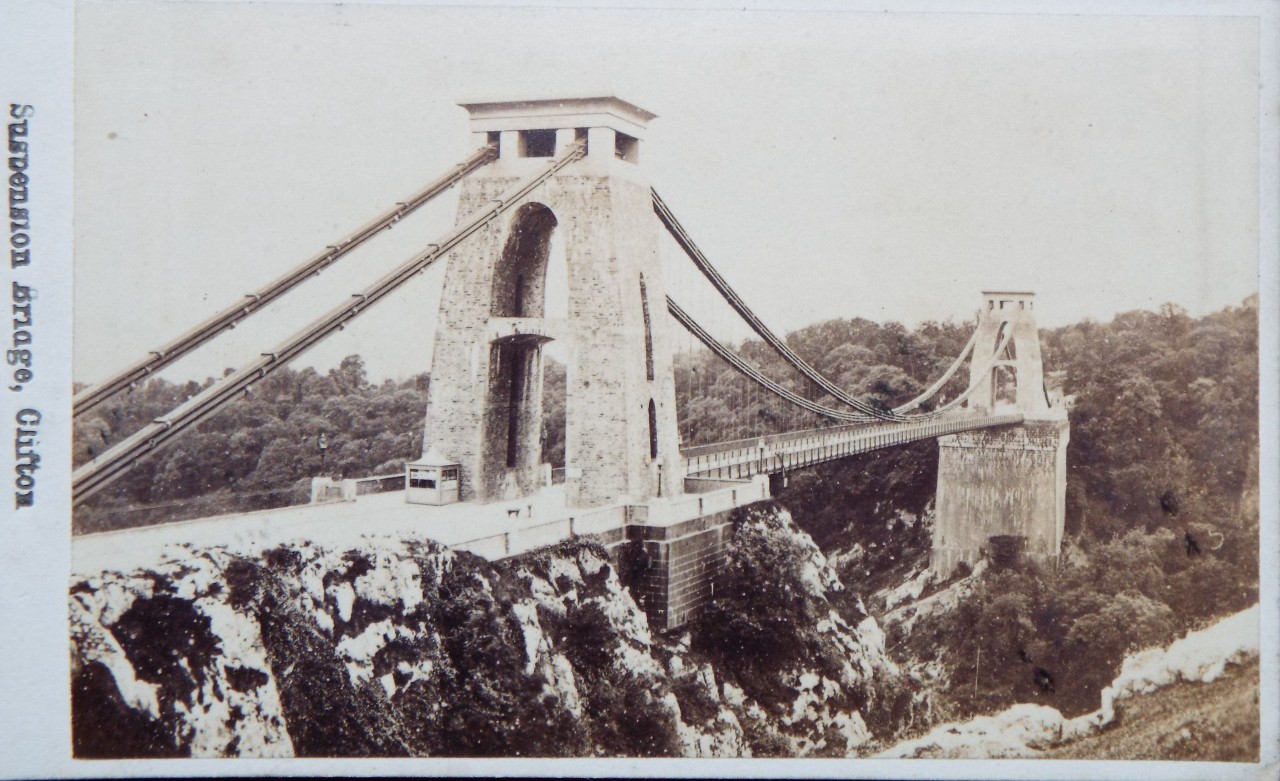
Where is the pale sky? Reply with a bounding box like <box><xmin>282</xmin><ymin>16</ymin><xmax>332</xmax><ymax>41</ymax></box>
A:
<box><xmin>73</xmin><ymin>2</ymin><xmax>1261</xmax><ymax>385</ymax></box>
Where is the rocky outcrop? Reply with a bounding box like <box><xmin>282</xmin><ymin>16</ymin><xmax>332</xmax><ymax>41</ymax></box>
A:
<box><xmin>69</xmin><ymin>504</ymin><xmax>912</xmax><ymax>757</ymax></box>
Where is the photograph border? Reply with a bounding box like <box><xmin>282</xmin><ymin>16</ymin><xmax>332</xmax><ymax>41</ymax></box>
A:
<box><xmin>1</xmin><ymin>0</ymin><xmax>1276</xmax><ymax>777</ymax></box>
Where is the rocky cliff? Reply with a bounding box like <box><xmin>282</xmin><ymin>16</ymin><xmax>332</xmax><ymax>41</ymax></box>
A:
<box><xmin>70</xmin><ymin>503</ymin><xmax>915</xmax><ymax>758</ymax></box>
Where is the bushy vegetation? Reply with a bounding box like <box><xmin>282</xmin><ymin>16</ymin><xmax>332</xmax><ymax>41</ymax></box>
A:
<box><xmin>691</xmin><ymin>504</ymin><xmax>921</xmax><ymax>752</ymax></box>
<box><xmin>511</xmin><ymin>541</ymin><xmax>684</xmax><ymax>757</ymax></box>
<box><xmin>694</xmin><ymin>504</ymin><xmax>855</xmax><ymax>705</ymax></box>
<box><xmin>73</xmin><ymin>356</ymin><xmax>428</xmax><ymax>533</ymax></box>
<box><xmin>1046</xmin><ymin>303</ymin><xmax>1258</xmax><ymax>541</ymax></box>
<box><xmin>897</xmin><ymin>522</ymin><xmax>1257</xmax><ymax>720</ymax></box>
<box><xmin>781</xmin><ymin>442</ymin><xmax>937</xmax><ymax>597</ymax></box>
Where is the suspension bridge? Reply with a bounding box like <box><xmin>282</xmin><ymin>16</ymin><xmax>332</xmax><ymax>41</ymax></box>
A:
<box><xmin>72</xmin><ymin>96</ymin><xmax>1069</xmax><ymax>629</ymax></box>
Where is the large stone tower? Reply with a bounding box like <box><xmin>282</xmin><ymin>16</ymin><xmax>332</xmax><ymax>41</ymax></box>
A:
<box><xmin>422</xmin><ymin>97</ymin><xmax>682</xmax><ymax>507</ymax></box>
<box><xmin>932</xmin><ymin>291</ymin><xmax>1070</xmax><ymax>576</ymax></box>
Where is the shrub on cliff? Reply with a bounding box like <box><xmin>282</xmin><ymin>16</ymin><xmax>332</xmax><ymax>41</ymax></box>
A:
<box><xmin>690</xmin><ymin>504</ymin><xmax>918</xmax><ymax>749</ymax></box>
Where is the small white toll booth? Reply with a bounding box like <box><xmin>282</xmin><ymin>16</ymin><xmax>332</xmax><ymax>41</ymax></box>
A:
<box><xmin>405</xmin><ymin>447</ymin><xmax>461</xmax><ymax>505</ymax></box>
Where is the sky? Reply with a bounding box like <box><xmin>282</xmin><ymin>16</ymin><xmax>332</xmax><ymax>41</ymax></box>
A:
<box><xmin>73</xmin><ymin>2</ymin><xmax>1261</xmax><ymax>385</ymax></box>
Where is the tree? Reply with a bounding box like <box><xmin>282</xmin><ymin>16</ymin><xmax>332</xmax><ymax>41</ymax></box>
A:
<box><xmin>331</xmin><ymin>354</ymin><xmax>370</xmax><ymax>394</ymax></box>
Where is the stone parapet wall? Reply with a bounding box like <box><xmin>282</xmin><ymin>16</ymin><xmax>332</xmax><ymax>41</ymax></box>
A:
<box><xmin>442</xmin><ymin>479</ymin><xmax>766</xmax><ymax>630</ymax></box>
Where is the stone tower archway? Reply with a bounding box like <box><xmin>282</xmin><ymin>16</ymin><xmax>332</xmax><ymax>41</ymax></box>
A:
<box><xmin>482</xmin><ymin>203</ymin><xmax>560</xmax><ymax>499</ymax></box>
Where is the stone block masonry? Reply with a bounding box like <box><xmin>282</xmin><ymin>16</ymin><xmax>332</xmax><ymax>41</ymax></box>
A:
<box><xmin>932</xmin><ymin>415</ymin><xmax>1069</xmax><ymax>577</ymax></box>
<box><xmin>930</xmin><ymin>291</ymin><xmax>1070</xmax><ymax>577</ymax></box>
<box><xmin>617</xmin><ymin>510</ymin><xmax>734</xmax><ymax>631</ymax></box>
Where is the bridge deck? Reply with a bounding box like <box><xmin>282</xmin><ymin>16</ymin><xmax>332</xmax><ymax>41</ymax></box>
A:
<box><xmin>72</xmin><ymin>476</ymin><xmax>771</xmax><ymax>577</ymax></box>
<box><xmin>680</xmin><ymin>412</ymin><xmax>1025</xmax><ymax>479</ymax></box>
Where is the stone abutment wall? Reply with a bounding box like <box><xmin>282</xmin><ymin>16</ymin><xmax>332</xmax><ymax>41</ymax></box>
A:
<box><xmin>616</xmin><ymin>511</ymin><xmax>734</xmax><ymax>631</ymax></box>
<box><xmin>932</xmin><ymin>416</ymin><xmax>1069</xmax><ymax>577</ymax></box>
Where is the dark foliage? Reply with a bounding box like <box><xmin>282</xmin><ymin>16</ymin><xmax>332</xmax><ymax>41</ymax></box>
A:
<box><xmin>783</xmin><ymin>442</ymin><xmax>937</xmax><ymax>599</ymax></box>
<box><xmin>690</xmin><ymin>505</ymin><xmax>915</xmax><ymax>744</ymax></box>
<box><xmin>73</xmin><ymin>357</ymin><xmax>428</xmax><ymax>533</ymax></box>
<box><xmin>541</xmin><ymin>355</ymin><xmax>567</xmax><ymax>468</ymax></box>
<box><xmin>509</xmin><ymin>542</ymin><xmax>683</xmax><ymax>757</ymax></box>
<box><xmin>223</xmin><ymin>664</ymin><xmax>270</xmax><ymax>694</ymax></box>
<box><xmin>110</xmin><ymin>593</ymin><xmax>222</xmax><ymax>716</ymax></box>
<box><xmin>673</xmin><ymin>299</ymin><xmax>1258</xmax><ymax>727</ymax></box>
<box><xmin>1044</xmin><ymin>303</ymin><xmax>1259</xmax><ymax>540</ymax></box>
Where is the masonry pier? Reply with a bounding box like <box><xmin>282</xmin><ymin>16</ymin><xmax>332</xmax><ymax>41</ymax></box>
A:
<box><xmin>419</xmin><ymin>96</ymin><xmax>753</xmax><ymax>629</ymax></box>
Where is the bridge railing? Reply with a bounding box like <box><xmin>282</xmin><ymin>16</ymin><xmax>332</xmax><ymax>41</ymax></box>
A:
<box><xmin>353</xmin><ymin>473</ymin><xmax>406</xmax><ymax>496</ymax></box>
<box><xmin>680</xmin><ymin>419</ymin><xmax>875</xmax><ymax>458</ymax></box>
<box><xmin>682</xmin><ymin>413</ymin><xmax>1024</xmax><ymax>478</ymax></box>
<box><xmin>450</xmin><ymin>504</ymin><xmax>628</xmax><ymax>559</ymax></box>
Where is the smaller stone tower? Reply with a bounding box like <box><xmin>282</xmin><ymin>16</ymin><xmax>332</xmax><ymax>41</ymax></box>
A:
<box><xmin>932</xmin><ymin>291</ymin><xmax>1070</xmax><ymax>576</ymax></box>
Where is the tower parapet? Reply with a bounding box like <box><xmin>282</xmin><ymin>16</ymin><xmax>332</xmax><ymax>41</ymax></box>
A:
<box><xmin>457</xmin><ymin>96</ymin><xmax>655</xmax><ymax>180</ymax></box>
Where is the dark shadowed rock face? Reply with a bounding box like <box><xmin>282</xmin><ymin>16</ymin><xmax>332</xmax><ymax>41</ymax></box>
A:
<box><xmin>69</xmin><ymin>506</ymin><xmax>913</xmax><ymax>758</ymax></box>
<box><xmin>111</xmin><ymin>594</ymin><xmax>221</xmax><ymax>710</ymax></box>
<box><xmin>71</xmin><ymin>660</ymin><xmax>183</xmax><ymax>759</ymax></box>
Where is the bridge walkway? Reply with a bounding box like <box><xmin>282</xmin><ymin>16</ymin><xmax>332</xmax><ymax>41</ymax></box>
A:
<box><xmin>681</xmin><ymin>412</ymin><xmax>1025</xmax><ymax>480</ymax></box>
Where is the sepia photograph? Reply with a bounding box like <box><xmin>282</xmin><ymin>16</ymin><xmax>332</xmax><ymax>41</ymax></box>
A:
<box><xmin>7</xmin><ymin>0</ymin><xmax>1271</xmax><ymax>773</ymax></box>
